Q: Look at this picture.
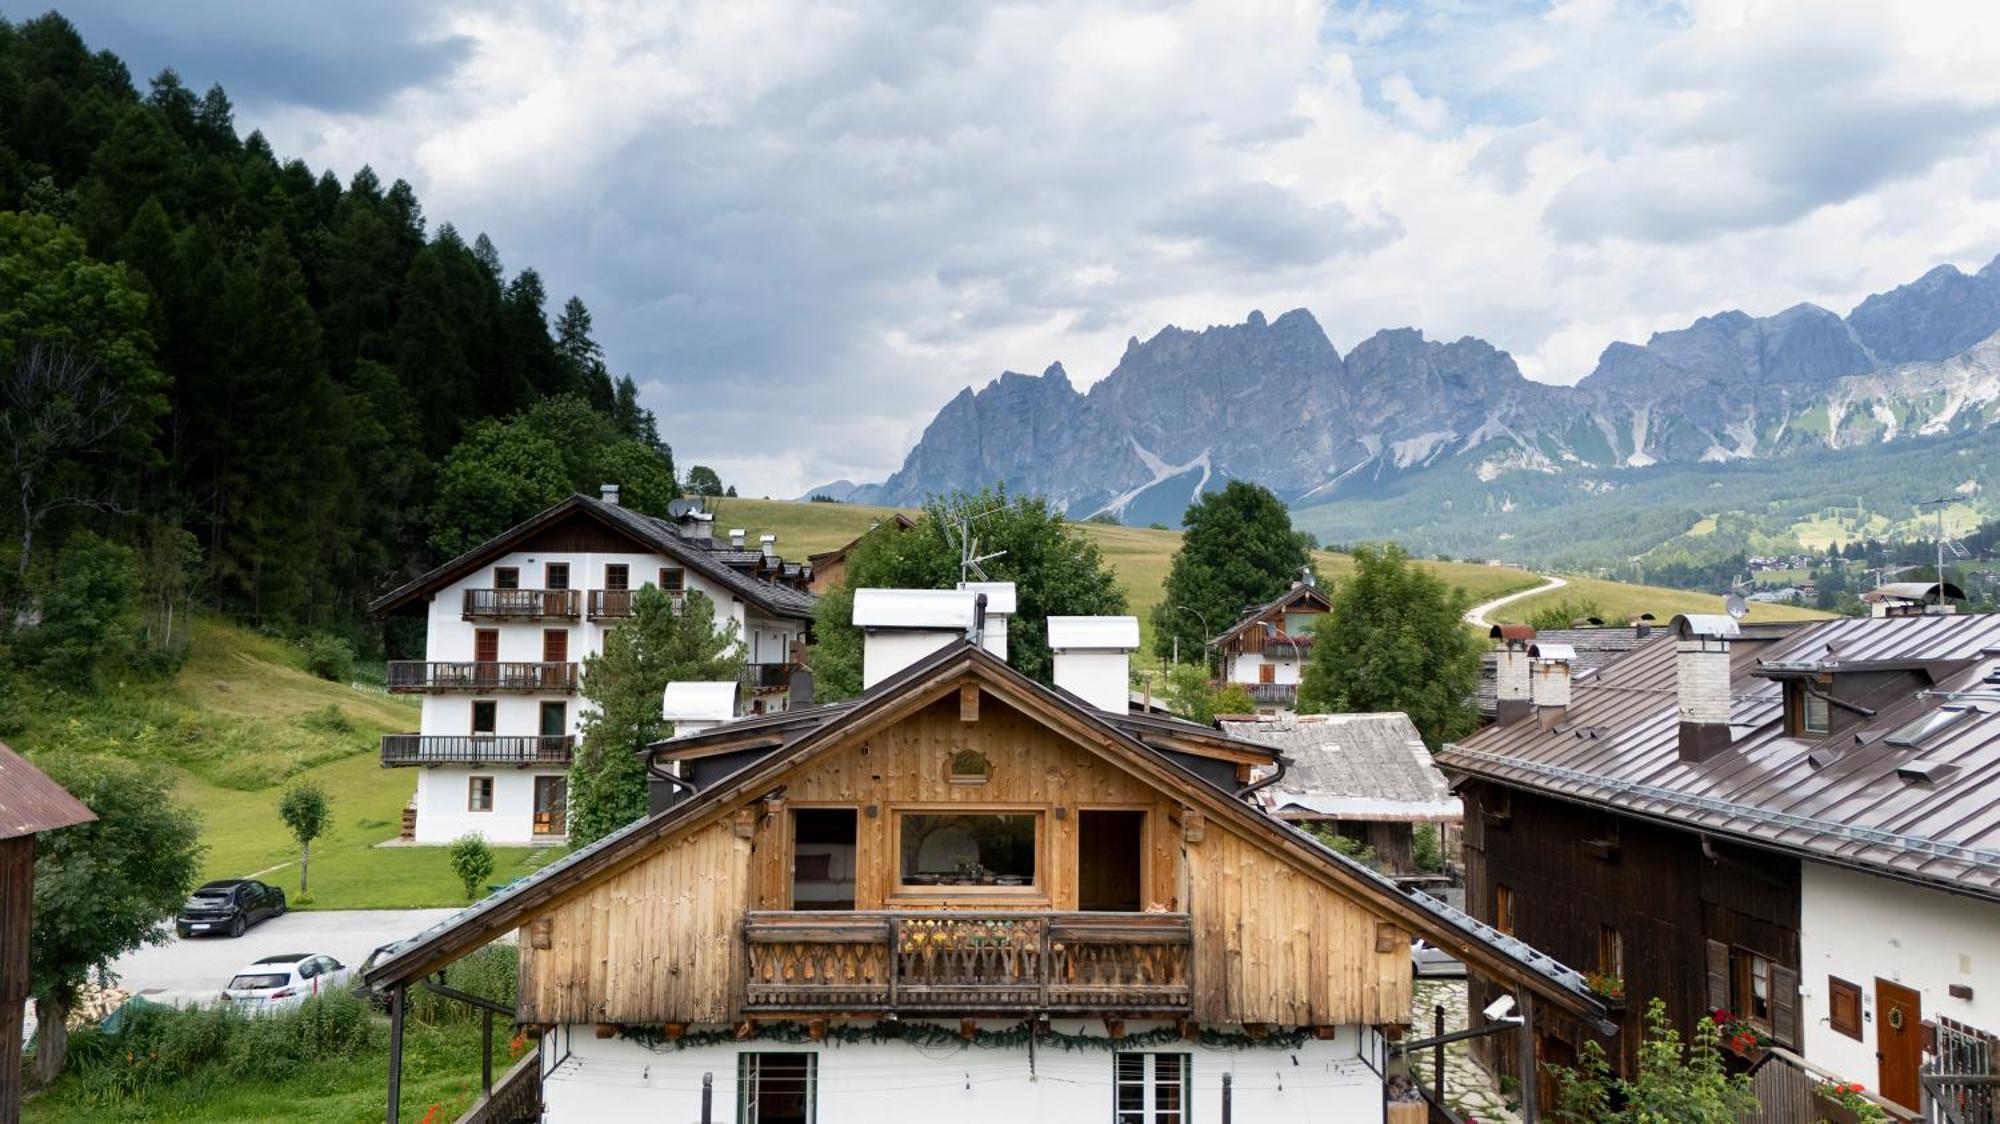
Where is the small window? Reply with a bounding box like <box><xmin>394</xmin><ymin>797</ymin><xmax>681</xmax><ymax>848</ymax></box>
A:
<box><xmin>1115</xmin><ymin>1053</ymin><xmax>1188</xmax><ymax>1124</ymax></box>
<box><xmin>1886</xmin><ymin>706</ymin><xmax>1971</xmax><ymax>748</ymax></box>
<box><xmin>1495</xmin><ymin>884</ymin><xmax>1516</xmax><ymax>935</ymax></box>
<box><xmin>1598</xmin><ymin>925</ymin><xmax>1623</xmax><ymax>978</ymax></box>
<box><xmin>1802</xmin><ymin>690</ymin><xmax>1830</xmax><ymax>734</ymax></box>
<box><xmin>471</xmin><ymin>700</ymin><xmax>497</xmax><ymax>735</ymax></box>
<box><xmin>1731</xmin><ymin>948</ymin><xmax>1774</xmax><ymax>1028</ymax></box>
<box><xmin>1258</xmin><ymin>662</ymin><xmax>1276</xmax><ymax>684</ymax></box>
<box><xmin>468</xmin><ymin>776</ymin><xmax>494</xmax><ymax>812</ymax></box>
<box><xmin>544</xmin><ymin>562</ymin><xmax>570</xmax><ymax>590</ymax></box>
<box><xmin>947</xmin><ymin>750</ymin><xmax>991</xmax><ymax>785</ymax></box>
<box><xmin>898</xmin><ymin>813</ymin><xmax>1037</xmax><ymax>889</ymax></box>
<box><xmin>494</xmin><ymin>566</ymin><xmax>520</xmax><ymax>590</ymax></box>
<box><xmin>1828</xmin><ymin>976</ymin><xmax>1863</xmax><ymax>1041</ymax></box>
<box><xmin>543</xmin><ymin>629</ymin><xmax>569</xmax><ymax>663</ymax></box>
<box><xmin>604</xmin><ymin>563</ymin><xmax>629</xmax><ymax>591</ymax></box>
<box><xmin>660</xmin><ymin>567</ymin><xmax>686</xmax><ymax>593</ymax></box>
<box><xmin>737</xmin><ymin>1052</ymin><xmax>815</xmax><ymax>1124</ymax></box>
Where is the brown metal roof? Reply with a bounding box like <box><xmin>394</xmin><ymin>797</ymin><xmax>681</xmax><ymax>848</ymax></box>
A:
<box><xmin>1441</xmin><ymin>612</ymin><xmax>2000</xmax><ymax>901</ymax></box>
<box><xmin>0</xmin><ymin>742</ymin><xmax>95</xmax><ymax>840</ymax></box>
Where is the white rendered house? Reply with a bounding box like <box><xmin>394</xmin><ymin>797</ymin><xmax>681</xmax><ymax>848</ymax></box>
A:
<box><xmin>1210</xmin><ymin>581</ymin><xmax>1330</xmax><ymax>715</ymax></box>
<box><xmin>371</xmin><ymin>488</ymin><xmax>817</xmax><ymax>845</ymax></box>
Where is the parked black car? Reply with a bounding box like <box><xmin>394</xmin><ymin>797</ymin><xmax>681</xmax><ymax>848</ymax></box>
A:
<box><xmin>176</xmin><ymin>879</ymin><xmax>287</xmax><ymax>938</ymax></box>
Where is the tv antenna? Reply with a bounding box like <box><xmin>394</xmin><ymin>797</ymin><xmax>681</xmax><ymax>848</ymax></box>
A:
<box><xmin>953</xmin><ymin>506</ymin><xmax>1007</xmax><ymax>584</ymax></box>
<box><xmin>1918</xmin><ymin>496</ymin><xmax>1967</xmax><ymax>588</ymax></box>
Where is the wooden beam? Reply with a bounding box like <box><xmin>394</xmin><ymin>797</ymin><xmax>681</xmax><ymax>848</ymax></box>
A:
<box><xmin>960</xmin><ymin>683</ymin><xmax>980</xmax><ymax>722</ymax></box>
<box><xmin>593</xmin><ymin>1023</ymin><xmax>616</xmax><ymax>1039</ymax></box>
<box><xmin>1376</xmin><ymin>921</ymin><xmax>1402</xmax><ymax>953</ymax></box>
<box><xmin>1103</xmin><ymin>1018</ymin><xmax>1126</xmax><ymax>1040</ymax></box>
<box><xmin>1178</xmin><ymin>1018</ymin><xmax>1199</xmax><ymax>1041</ymax></box>
<box><xmin>960</xmin><ymin>1019</ymin><xmax>977</xmax><ymax>1042</ymax></box>
<box><xmin>529</xmin><ymin>916</ymin><xmax>553</xmax><ymax>950</ymax></box>
<box><xmin>735</xmin><ymin>1020</ymin><xmax>756</xmax><ymax>1040</ymax></box>
<box><xmin>734</xmin><ymin>807</ymin><xmax>757</xmax><ymax>839</ymax></box>
<box><xmin>0</xmin><ymin>838</ymin><xmax>32</xmax><ymax>1124</ymax></box>
<box><xmin>1182</xmin><ymin>808</ymin><xmax>1206</xmax><ymax>843</ymax></box>
<box><xmin>810</xmin><ymin>1019</ymin><xmax>828</xmax><ymax>1042</ymax></box>
<box><xmin>665</xmin><ymin>1022</ymin><xmax>687</xmax><ymax>1041</ymax></box>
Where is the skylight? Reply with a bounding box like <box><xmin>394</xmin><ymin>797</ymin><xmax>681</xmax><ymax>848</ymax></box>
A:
<box><xmin>1884</xmin><ymin>706</ymin><xmax>1973</xmax><ymax>749</ymax></box>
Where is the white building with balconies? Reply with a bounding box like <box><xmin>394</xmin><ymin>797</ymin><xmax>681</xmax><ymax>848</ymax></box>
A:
<box><xmin>370</xmin><ymin>487</ymin><xmax>818</xmax><ymax>844</ymax></box>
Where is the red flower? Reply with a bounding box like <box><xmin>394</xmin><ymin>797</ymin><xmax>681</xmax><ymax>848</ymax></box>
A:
<box><xmin>1712</xmin><ymin>1008</ymin><xmax>1733</xmax><ymax>1023</ymax></box>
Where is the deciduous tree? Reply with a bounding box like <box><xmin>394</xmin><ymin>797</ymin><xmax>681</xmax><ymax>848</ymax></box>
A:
<box><xmin>1151</xmin><ymin>481</ymin><xmax>1316</xmax><ymax>666</ymax></box>
<box><xmin>277</xmin><ymin>780</ymin><xmax>331</xmax><ymax>896</ymax></box>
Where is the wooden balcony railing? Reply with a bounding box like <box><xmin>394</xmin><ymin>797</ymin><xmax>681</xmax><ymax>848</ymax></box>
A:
<box><xmin>380</xmin><ymin>734</ymin><xmax>576</xmax><ymax>767</ymax></box>
<box><xmin>588</xmin><ymin>589</ymin><xmax>634</xmax><ymax>620</ymax></box>
<box><xmin>743</xmin><ymin>910</ymin><xmax>1192</xmax><ymax>1015</ymax></box>
<box><xmin>1247</xmin><ymin>682</ymin><xmax>1298</xmax><ymax>705</ymax></box>
<box><xmin>461</xmin><ymin>588</ymin><xmax>579</xmax><ymax>620</ymax></box>
<box><xmin>743</xmin><ymin>662</ymin><xmax>794</xmax><ymax>690</ymax></box>
<box><xmin>385</xmin><ymin>661</ymin><xmax>578</xmax><ymax>693</ymax></box>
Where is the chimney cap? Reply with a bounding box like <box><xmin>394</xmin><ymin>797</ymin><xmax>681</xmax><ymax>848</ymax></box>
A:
<box><xmin>1048</xmin><ymin>615</ymin><xmax>1141</xmax><ymax>651</ymax></box>
<box><xmin>1528</xmin><ymin>642</ymin><xmax>1576</xmax><ymax>662</ymax></box>
<box><xmin>1670</xmin><ymin>613</ymin><xmax>1740</xmax><ymax>640</ymax></box>
<box><xmin>1490</xmin><ymin>623</ymin><xmax>1536</xmax><ymax>642</ymax></box>
<box><xmin>599</xmin><ymin>483</ymin><xmax>621</xmax><ymax>505</ymax></box>
<box><xmin>853</xmin><ymin>587</ymin><xmax>978</xmax><ymax>630</ymax></box>
<box><xmin>661</xmin><ymin>681</ymin><xmax>738</xmax><ymax>723</ymax></box>
<box><xmin>957</xmin><ymin>581</ymin><xmax>1017</xmax><ymax>615</ymax></box>
<box><xmin>759</xmin><ymin>533</ymin><xmax>776</xmax><ymax>543</ymax></box>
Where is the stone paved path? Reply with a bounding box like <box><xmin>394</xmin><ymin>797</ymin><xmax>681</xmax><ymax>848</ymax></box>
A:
<box><xmin>1409</xmin><ymin>979</ymin><xmax>1522</xmax><ymax>1124</ymax></box>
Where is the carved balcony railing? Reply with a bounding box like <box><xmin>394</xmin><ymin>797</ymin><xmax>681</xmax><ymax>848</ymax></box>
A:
<box><xmin>461</xmin><ymin>588</ymin><xmax>579</xmax><ymax>620</ymax></box>
<box><xmin>743</xmin><ymin>910</ymin><xmax>1192</xmax><ymax>1015</ymax></box>
<box><xmin>1247</xmin><ymin>682</ymin><xmax>1298</xmax><ymax>705</ymax></box>
<box><xmin>380</xmin><ymin>734</ymin><xmax>576</xmax><ymax>767</ymax></box>
<box><xmin>386</xmin><ymin>661</ymin><xmax>579</xmax><ymax>693</ymax></box>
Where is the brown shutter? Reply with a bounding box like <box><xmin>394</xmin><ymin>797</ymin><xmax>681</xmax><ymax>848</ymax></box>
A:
<box><xmin>1771</xmin><ymin>964</ymin><xmax>1801</xmax><ymax>1046</ymax></box>
<box><xmin>1705</xmin><ymin>940</ymin><xmax>1731</xmax><ymax>1013</ymax></box>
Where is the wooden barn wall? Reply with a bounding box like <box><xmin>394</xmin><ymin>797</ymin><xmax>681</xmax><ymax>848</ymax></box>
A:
<box><xmin>749</xmin><ymin>693</ymin><xmax>1184</xmax><ymax>913</ymax></box>
<box><xmin>1460</xmin><ymin>780</ymin><xmax>1799</xmax><ymax>1076</ymax></box>
<box><xmin>1</xmin><ymin>836</ymin><xmax>33</xmax><ymax>1123</ymax></box>
<box><xmin>516</xmin><ymin>819</ymin><xmax>750</xmax><ymax>1025</ymax></box>
<box><xmin>1187</xmin><ymin>826</ymin><xmax>1410</xmax><ymax>1026</ymax></box>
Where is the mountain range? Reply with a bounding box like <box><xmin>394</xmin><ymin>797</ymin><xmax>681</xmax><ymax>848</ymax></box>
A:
<box><xmin>816</xmin><ymin>255</ymin><xmax>2000</xmax><ymax>563</ymax></box>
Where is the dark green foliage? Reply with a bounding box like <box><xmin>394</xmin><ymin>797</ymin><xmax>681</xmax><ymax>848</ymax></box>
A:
<box><xmin>811</xmin><ymin>487</ymin><xmax>1127</xmax><ymax>699</ymax></box>
<box><xmin>300</xmin><ymin>633</ymin><xmax>355</xmax><ymax>682</ymax></box>
<box><xmin>405</xmin><ymin>944</ymin><xmax>519</xmax><ymax>1026</ymax></box>
<box><xmin>12</xmin><ymin>530</ymin><xmax>139</xmax><ymax>687</ymax></box>
<box><xmin>1159</xmin><ymin>663</ymin><xmax>1252</xmax><ymax>725</ymax></box>
<box><xmin>570</xmin><ymin>587</ymin><xmax>744</xmax><ymax>845</ymax></box>
<box><xmin>1527</xmin><ymin>597</ymin><xmax>1605</xmax><ymax>631</ymax></box>
<box><xmin>686</xmin><ymin>464</ymin><xmax>725</xmax><ymax>497</ymax></box>
<box><xmin>1152</xmin><ymin>481</ymin><xmax>1316</xmax><ymax>665</ymax></box>
<box><xmin>1297</xmin><ymin>544</ymin><xmax>1479</xmax><ymax>750</ymax></box>
<box><xmin>447</xmin><ymin>833</ymin><xmax>495</xmax><ymax>900</ymax></box>
<box><xmin>1551</xmin><ymin>999</ymin><xmax>1755</xmax><ymax>1123</ymax></box>
<box><xmin>28</xmin><ymin>753</ymin><xmax>204</xmax><ymax>1083</ymax></box>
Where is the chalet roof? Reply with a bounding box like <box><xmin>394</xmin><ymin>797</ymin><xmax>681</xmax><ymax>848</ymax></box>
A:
<box><xmin>806</xmin><ymin>513</ymin><xmax>917</xmax><ymax>567</ymax></box>
<box><xmin>1441</xmin><ymin>612</ymin><xmax>2000</xmax><ymax>902</ymax></box>
<box><xmin>0</xmin><ymin>742</ymin><xmax>95</xmax><ymax>840</ymax></box>
<box><xmin>1210</xmin><ymin>583</ymin><xmax>1332</xmax><ymax>647</ymax></box>
<box><xmin>1220</xmin><ymin>714</ymin><xmax>1462</xmax><ymax>823</ymax></box>
<box><xmin>1476</xmin><ymin>626</ymin><xmax>1656</xmax><ymax>716</ymax></box>
<box><xmin>361</xmin><ymin>641</ymin><xmax>1606</xmax><ymax>1023</ymax></box>
<box><xmin>368</xmin><ymin>494</ymin><xmax>816</xmax><ymax>622</ymax></box>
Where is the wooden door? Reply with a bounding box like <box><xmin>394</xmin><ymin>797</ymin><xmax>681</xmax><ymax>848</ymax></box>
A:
<box><xmin>534</xmin><ymin>776</ymin><xmax>567</xmax><ymax>836</ymax></box>
<box><xmin>474</xmin><ymin>628</ymin><xmax>500</xmax><ymax>663</ymax></box>
<box><xmin>542</xmin><ymin>629</ymin><xmax>568</xmax><ymax>663</ymax></box>
<box><xmin>1876</xmin><ymin>978</ymin><xmax>1922</xmax><ymax>1110</ymax></box>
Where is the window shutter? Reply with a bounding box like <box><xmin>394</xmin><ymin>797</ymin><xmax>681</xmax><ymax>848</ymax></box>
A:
<box><xmin>1705</xmin><ymin>940</ymin><xmax>1731</xmax><ymax>1013</ymax></box>
<box><xmin>1771</xmin><ymin>964</ymin><xmax>1801</xmax><ymax>1046</ymax></box>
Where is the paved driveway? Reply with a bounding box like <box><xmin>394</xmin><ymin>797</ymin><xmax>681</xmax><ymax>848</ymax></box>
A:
<box><xmin>111</xmin><ymin>908</ymin><xmax>460</xmax><ymax>1007</ymax></box>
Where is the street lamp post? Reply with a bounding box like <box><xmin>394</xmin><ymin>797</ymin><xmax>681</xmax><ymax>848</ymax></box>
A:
<box><xmin>1172</xmin><ymin>604</ymin><xmax>1212</xmax><ymax>671</ymax></box>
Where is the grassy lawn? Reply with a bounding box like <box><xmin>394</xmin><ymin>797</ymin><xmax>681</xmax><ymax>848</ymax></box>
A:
<box><xmin>1490</xmin><ymin>575</ymin><xmax>1832</xmax><ymax>626</ymax></box>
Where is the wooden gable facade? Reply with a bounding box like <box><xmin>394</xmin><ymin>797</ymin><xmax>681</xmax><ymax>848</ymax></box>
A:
<box><xmin>514</xmin><ymin>664</ymin><xmax>1414</xmax><ymax>1030</ymax></box>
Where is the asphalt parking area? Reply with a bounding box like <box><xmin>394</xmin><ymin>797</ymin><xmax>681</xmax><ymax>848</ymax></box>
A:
<box><xmin>109</xmin><ymin>907</ymin><xmax>461</xmax><ymax>1007</ymax></box>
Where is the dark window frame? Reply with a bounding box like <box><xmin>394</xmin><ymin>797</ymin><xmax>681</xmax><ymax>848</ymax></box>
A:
<box><xmin>493</xmin><ymin>566</ymin><xmax>520</xmax><ymax>590</ymax></box>
<box><xmin>471</xmin><ymin>700</ymin><xmax>498</xmax><ymax>735</ymax></box>
<box><xmin>544</xmin><ymin>562</ymin><xmax>570</xmax><ymax>590</ymax></box>
<box><xmin>604</xmin><ymin>563</ymin><xmax>629</xmax><ymax>591</ymax></box>
<box><xmin>468</xmin><ymin>775</ymin><xmax>495</xmax><ymax>812</ymax></box>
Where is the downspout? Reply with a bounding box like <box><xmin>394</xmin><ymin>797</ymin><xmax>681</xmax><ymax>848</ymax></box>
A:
<box><xmin>1236</xmin><ymin>754</ymin><xmax>1291</xmax><ymax>801</ymax></box>
<box><xmin>646</xmin><ymin>755</ymin><xmax>700</xmax><ymax>802</ymax></box>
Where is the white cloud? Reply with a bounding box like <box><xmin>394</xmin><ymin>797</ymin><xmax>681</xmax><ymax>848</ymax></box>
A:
<box><xmin>139</xmin><ymin>0</ymin><xmax>2000</xmax><ymax>494</ymax></box>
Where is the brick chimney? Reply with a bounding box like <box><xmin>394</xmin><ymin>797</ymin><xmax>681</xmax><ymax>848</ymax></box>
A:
<box><xmin>1671</xmin><ymin>614</ymin><xmax>1738</xmax><ymax>763</ymax></box>
<box><xmin>1529</xmin><ymin>641</ymin><xmax>1573</xmax><ymax>728</ymax></box>
<box><xmin>1490</xmin><ymin>624</ymin><xmax>1535</xmax><ymax>726</ymax></box>
<box><xmin>1048</xmin><ymin>616</ymin><xmax>1140</xmax><ymax>713</ymax></box>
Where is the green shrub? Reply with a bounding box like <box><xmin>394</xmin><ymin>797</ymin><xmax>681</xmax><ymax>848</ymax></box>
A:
<box><xmin>448</xmin><ymin>833</ymin><xmax>495</xmax><ymax>900</ymax></box>
<box><xmin>407</xmin><ymin>944</ymin><xmax>519</xmax><ymax>1027</ymax></box>
<box><xmin>1413</xmin><ymin>823</ymin><xmax>1445</xmax><ymax>874</ymax></box>
<box><xmin>1527</xmin><ymin>597</ymin><xmax>1606</xmax><ymax>631</ymax></box>
<box><xmin>299</xmin><ymin>634</ymin><xmax>355</xmax><ymax>682</ymax></box>
<box><xmin>63</xmin><ymin>991</ymin><xmax>379</xmax><ymax>1104</ymax></box>
<box><xmin>297</xmin><ymin>704</ymin><xmax>355</xmax><ymax>735</ymax></box>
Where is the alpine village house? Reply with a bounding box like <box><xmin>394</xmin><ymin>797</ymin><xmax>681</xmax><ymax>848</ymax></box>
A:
<box><xmin>362</xmin><ymin>584</ymin><xmax>1609</xmax><ymax>1123</ymax></box>
<box><xmin>1212</xmin><ymin>579</ymin><xmax>1332</xmax><ymax>716</ymax></box>
<box><xmin>1442</xmin><ymin>609</ymin><xmax>2000</xmax><ymax>1121</ymax></box>
<box><xmin>369</xmin><ymin>488</ymin><xmax>817</xmax><ymax>845</ymax></box>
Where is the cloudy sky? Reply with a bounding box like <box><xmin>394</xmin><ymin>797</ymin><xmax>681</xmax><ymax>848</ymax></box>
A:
<box><xmin>37</xmin><ymin>0</ymin><xmax>2000</xmax><ymax>495</ymax></box>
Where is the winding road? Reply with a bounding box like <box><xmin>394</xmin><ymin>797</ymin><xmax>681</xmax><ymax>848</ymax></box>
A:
<box><xmin>1463</xmin><ymin>573</ymin><xmax>1567</xmax><ymax>629</ymax></box>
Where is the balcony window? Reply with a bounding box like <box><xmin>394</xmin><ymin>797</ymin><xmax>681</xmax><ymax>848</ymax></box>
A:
<box><xmin>1115</xmin><ymin>1053</ymin><xmax>1188</xmax><ymax>1124</ymax></box>
<box><xmin>897</xmin><ymin>812</ymin><xmax>1037</xmax><ymax>890</ymax></box>
<box><xmin>545</xmin><ymin>562</ymin><xmax>569</xmax><ymax>590</ymax></box>
<box><xmin>605</xmin><ymin>563</ymin><xmax>629</xmax><ymax>591</ymax></box>
<box><xmin>494</xmin><ymin>566</ymin><xmax>519</xmax><ymax>590</ymax></box>
<box><xmin>660</xmin><ymin>567</ymin><xmax>685</xmax><ymax>593</ymax></box>
<box><xmin>471</xmin><ymin>701</ymin><xmax>497</xmax><ymax>736</ymax></box>
<box><xmin>737</xmin><ymin>1052</ymin><xmax>815</xmax><ymax>1124</ymax></box>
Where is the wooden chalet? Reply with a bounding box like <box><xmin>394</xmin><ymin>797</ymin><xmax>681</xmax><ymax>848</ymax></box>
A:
<box><xmin>806</xmin><ymin>514</ymin><xmax>915</xmax><ymax>595</ymax></box>
<box><xmin>363</xmin><ymin>609</ymin><xmax>1606</xmax><ymax>1123</ymax></box>
<box><xmin>1443</xmin><ymin>613</ymin><xmax>2000</xmax><ymax>1121</ymax></box>
<box><xmin>0</xmin><ymin>743</ymin><xmax>94</xmax><ymax>1121</ymax></box>
<box><xmin>1212</xmin><ymin>581</ymin><xmax>1332</xmax><ymax>714</ymax></box>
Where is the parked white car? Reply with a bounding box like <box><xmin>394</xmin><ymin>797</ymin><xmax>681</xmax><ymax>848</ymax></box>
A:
<box><xmin>221</xmin><ymin>953</ymin><xmax>351</xmax><ymax>1009</ymax></box>
<box><xmin>1411</xmin><ymin>938</ymin><xmax>1467</xmax><ymax>978</ymax></box>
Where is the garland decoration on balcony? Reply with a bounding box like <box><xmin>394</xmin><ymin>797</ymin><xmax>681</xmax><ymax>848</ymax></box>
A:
<box><xmin>618</xmin><ymin>1018</ymin><xmax>1315</xmax><ymax>1053</ymax></box>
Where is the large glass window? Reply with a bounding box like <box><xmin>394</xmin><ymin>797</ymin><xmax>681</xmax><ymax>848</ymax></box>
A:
<box><xmin>738</xmin><ymin>1052</ymin><xmax>815</xmax><ymax>1124</ymax></box>
<box><xmin>1115</xmin><ymin>1053</ymin><xmax>1188</xmax><ymax>1124</ymax></box>
<box><xmin>897</xmin><ymin>813</ymin><xmax>1037</xmax><ymax>889</ymax></box>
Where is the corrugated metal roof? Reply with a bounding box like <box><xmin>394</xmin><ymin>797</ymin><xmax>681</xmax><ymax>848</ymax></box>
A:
<box><xmin>1220</xmin><ymin>714</ymin><xmax>1462</xmax><ymax>822</ymax></box>
<box><xmin>1477</xmin><ymin>626</ymin><xmax>1656</xmax><ymax>715</ymax></box>
<box><xmin>1441</xmin><ymin>612</ymin><xmax>2000</xmax><ymax>900</ymax></box>
<box><xmin>0</xmin><ymin>742</ymin><xmax>95</xmax><ymax>840</ymax></box>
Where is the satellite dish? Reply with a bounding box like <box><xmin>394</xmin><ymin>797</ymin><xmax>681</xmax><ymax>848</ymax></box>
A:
<box><xmin>1724</xmin><ymin>593</ymin><xmax>1748</xmax><ymax>620</ymax></box>
<box><xmin>666</xmin><ymin>497</ymin><xmax>702</xmax><ymax>519</ymax></box>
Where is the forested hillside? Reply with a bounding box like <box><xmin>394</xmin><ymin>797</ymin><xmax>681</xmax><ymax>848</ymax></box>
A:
<box><xmin>0</xmin><ymin>12</ymin><xmax>673</xmax><ymax>652</ymax></box>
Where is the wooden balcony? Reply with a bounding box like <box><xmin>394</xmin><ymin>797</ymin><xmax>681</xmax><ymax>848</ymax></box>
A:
<box><xmin>1247</xmin><ymin>682</ymin><xmax>1298</xmax><ymax>705</ymax></box>
<box><xmin>380</xmin><ymin>734</ymin><xmax>576</xmax><ymax>767</ymax></box>
<box><xmin>386</xmin><ymin>661</ymin><xmax>578</xmax><ymax>693</ymax></box>
<box><xmin>588</xmin><ymin>589</ymin><xmax>635</xmax><ymax>620</ymax></box>
<box><xmin>743</xmin><ymin>662</ymin><xmax>794</xmax><ymax>690</ymax></box>
<box><xmin>461</xmin><ymin>588</ymin><xmax>579</xmax><ymax>620</ymax></box>
<box><xmin>743</xmin><ymin>910</ymin><xmax>1192</xmax><ymax>1016</ymax></box>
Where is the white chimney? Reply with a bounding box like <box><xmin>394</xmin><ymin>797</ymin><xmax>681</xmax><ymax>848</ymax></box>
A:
<box><xmin>600</xmin><ymin>483</ymin><xmax>621</xmax><ymax>506</ymax></box>
<box><xmin>760</xmin><ymin>533</ymin><xmax>777</xmax><ymax>562</ymax></box>
<box><xmin>1528</xmin><ymin>641</ymin><xmax>1573</xmax><ymax>724</ymax></box>
<box><xmin>958</xmin><ymin>581</ymin><xmax>1016</xmax><ymax>662</ymax></box>
<box><xmin>853</xmin><ymin>588</ymin><xmax>981</xmax><ymax>688</ymax></box>
<box><xmin>1490</xmin><ymin>625</ymin><xmax>1535</xmax><ymax>726</ymax></box>
<box><xmin>729</xmin><ymin>528</ymin><xmax>747</xmax><ymax>548</ymax></box>
<box><xmin>1671</xmin><ymin>614</ymin><xmax>1738</xmax><ymax>762</ymax></box>
<box><xmin>684</xmin><ymin>512</ymin><xmax>713</xmax><ymax>543</ymax></box>
<box><xmin>661</xmin><ymin>681</ymin><xmax>739</xmax><ymax>737</ymax></box>
<box><xmin>1048</xmin><ymin>616</ymin><xmax>1140</xmax><ymax>713</ymax></box>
